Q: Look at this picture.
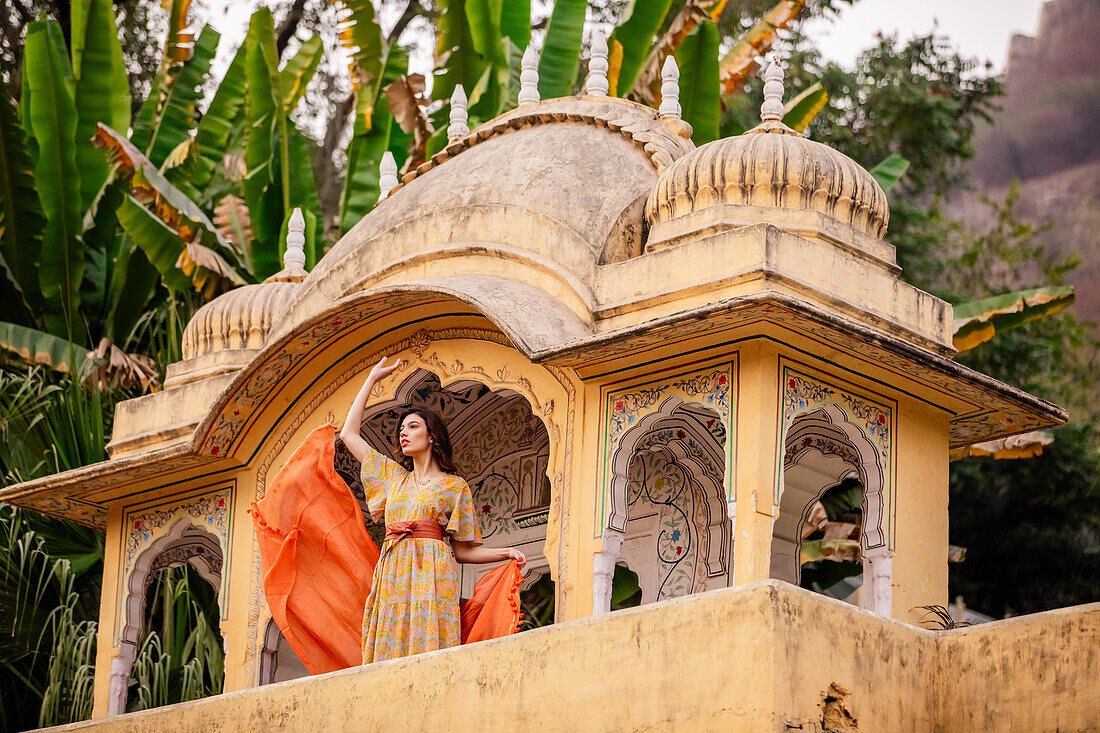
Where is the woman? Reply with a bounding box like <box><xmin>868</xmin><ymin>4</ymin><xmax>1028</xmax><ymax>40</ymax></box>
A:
<box><xmin>339</xmin><ymin>356</ymin><xmax>526</xmax><ymax>663</ymax></box>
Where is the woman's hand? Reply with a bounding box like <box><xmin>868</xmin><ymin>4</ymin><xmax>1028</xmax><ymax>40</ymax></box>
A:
<box><xmin>505</xmin><ymin>547</ymin><xmax>526</xmax><ymax>569</ymax></box>
<box><xmin>367</xmin><ymin>356</ymin><xmax>401</xmax><ymax>383</ymax></box>
<box><xmin>452</xmin><ymin>540</ymin><xmax>527</xmax><ymax>568</ymax></box>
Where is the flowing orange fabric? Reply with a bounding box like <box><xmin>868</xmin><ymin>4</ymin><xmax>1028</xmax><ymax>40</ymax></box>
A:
<box><xmin>250</xmin><ymin>424</ymin><xmax>523</xmax><ymax>675</ymax></box>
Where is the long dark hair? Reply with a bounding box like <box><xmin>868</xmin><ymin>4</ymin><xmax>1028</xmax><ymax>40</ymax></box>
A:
<box><xmin>399</xmin><ymin>407</ymin><xmax>458</xmax><ymax>474</ymax></box>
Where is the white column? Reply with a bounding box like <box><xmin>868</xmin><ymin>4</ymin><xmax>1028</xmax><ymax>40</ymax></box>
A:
<box><xmin>864</xmin><ymin>548</ymin><xmax>893</xmax><ymax>616</ymax></box>
<box><xmin>592</xmin><ymin>528</ymin><xmax>624</xmax><ymax>615</ymax></box>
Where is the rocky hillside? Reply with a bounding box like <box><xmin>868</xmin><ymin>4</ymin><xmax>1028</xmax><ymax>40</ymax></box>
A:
<box><xmin>950</xmin><ymin>0</ymin><xmax>1100</xmax><ymax>325</ymax></box>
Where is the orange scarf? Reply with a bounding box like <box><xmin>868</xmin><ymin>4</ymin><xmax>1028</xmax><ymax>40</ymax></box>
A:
<box><xmin>249</xmin><ymin>424</ymin><xmax>523</xmax><ymax>675</ymax></box>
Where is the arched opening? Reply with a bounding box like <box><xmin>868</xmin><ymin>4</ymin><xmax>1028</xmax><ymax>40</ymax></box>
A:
<box><xmin>109</xmin><ymin>520</ymin><xmax>225</xmax><ymax>714</ymax></box>
<box><xmin>601</xmin><ymin>400</ymin><xmax>731</xmax><ymax>610</ymax></box>
<box><xmin>258</xmin><ymin>619</ymin><xmax>309</xmax><ymax>684</ymax></box>
<box><xmin>773</xmin><ymin>407</ymin><xmax>891</xmax><ymax>613</ymax></box>
<box><xmin>337</xmin><ymin>369</ymin><xmax>555</xmax><ymax>612</ymax></box>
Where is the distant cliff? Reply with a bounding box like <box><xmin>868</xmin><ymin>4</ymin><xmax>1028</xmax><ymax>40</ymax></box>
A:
<box><xmin>952</xmin><ymin>0</ymin><xmax>1100</xmax><ymax>326</ymax></box>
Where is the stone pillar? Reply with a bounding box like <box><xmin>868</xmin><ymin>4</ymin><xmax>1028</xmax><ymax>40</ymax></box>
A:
<box><xmin>592</xmin><ymin>529</ymin><xmax>624</xmax><ymax>615</ymax></box>
<box><xmin>731</xmin><ymin>341</ymin><xmax>783</xmax><ymax>586</ymax></box>
<box><xmin>864</xmin><ymin>548</ymin><xmax>893</xmax><ymax>616</ymax></box>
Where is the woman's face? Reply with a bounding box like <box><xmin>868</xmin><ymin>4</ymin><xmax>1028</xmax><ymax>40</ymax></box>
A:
<box><xmin>398</xmin><ymin>414</ymin><xmax>431</xmax><ymax>456</ymax></box>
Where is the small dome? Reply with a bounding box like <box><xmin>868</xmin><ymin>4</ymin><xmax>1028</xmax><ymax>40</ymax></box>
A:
<box><xmin>645</xmin><ymin>61</ymin><xmax>888</xmax><ymax>243</ymax></box>
<box><xmin>180</xmin><ymin>280</ymin><xmax>298</xmax><ymax>361</ymax></box>
<box><xmin>179</xmin><ymin>208</ymin><xmax>309</xmax><ymax>363</ymax></box>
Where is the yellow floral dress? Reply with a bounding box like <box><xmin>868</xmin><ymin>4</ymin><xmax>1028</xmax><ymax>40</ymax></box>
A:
<box><xmin>359</xmin><ymin>446</ymin><xmax>482</xmax><ymax>663</ymax></box>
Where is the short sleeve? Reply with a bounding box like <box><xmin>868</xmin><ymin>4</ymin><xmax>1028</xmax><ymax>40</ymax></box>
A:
<box><xmin>445</xmin><ymin>477</ymin><xmax>483</xmax><ymax>544</ymax></box>
<box><xmin>359</xmin><ymin>446</ymin><xmax>408</xmax><ymax>521</ymax></box>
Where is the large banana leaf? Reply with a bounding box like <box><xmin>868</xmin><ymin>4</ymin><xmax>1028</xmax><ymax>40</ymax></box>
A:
<box><xmin>94</xmin><ymin>124</ymin><xmax>245</xmax><ymax>294</ymax></box>
<box><xmin>500</xmin><ymin>0</ymin><xmax>531</xmax><ymax>50</ymax></box>
<box><xmin>341</xmin><ymin>43</ymin><xmax>408</xmax><ymax>234</ymax></box>
<box><xmin>782</xmin><ymin>81</ymin><xmax>826</xmax><ymax>134</ymax></box>
<box><xmin>0</xmin><ymin>87</ymin><xmax>45</xmax><ymax>316</ymax></box>
<box><xmin>608</xmin><ymin>0</ymin><xmax>672</xmax><ymax>97</ymax></box>
<box><xmin>868</xmin><ymin>153</ymin><xmax>910</xmax><ymax>193</ymax></box>
<box><xmin>280</xmin><ymin>35</ymin><xmax>324</xmax><ymax>111</ymax></box>
<box><xmin>0</xmin><ymin>321</ymin><xmax>91</xmax><ymax>374</ymax></box>
<box><xmin>335</xmin><ymin>0</ymin><xmax>384</xmax><ymax>89</ymax></box>
<box><xmin>102</xmin><ymin>234</ymin><xmax>160</xmax><ymax>345</ymax></box>
<box><xmin>189</xmin><ymin>40</ymin><xmax>249</xmax><ymax>194</ymax></box>
<box><xmin>466</xmin><ymin>0</ymin><xmax>505</xmax><ymax>68</ymax></box>
<box><xmin>24</xmin><ymin>20</ymin><xmax>86</xmax><ymax>342</ymax></box>
<box><xmin>434</xmin><ymin>0</ymin><xmax>486</xmax><ymax>105</ymax></box>
<box><xmin>72</xmin><ymin>0</ymin><xmax>130</xmax><ymax>213</ymax></box>
<box><xmin>243</xmin><ymin>8</ymin><xmax>291</xmax><ymax>279</ymax></box>
<box><xmin>284</xmin><ymin>126</ymin><xmax>322</xmax><ymax>269</ymax></box>
<box><xmin>131</xmin><ymin>0</ymin><xmax>196</xmax><ymax>155</ymax></box>
<box><xmin>949</xmin><ymin>431</ymin><xmax>1053</xmax><ymax>461</ymax></box>
<box><xmin>141</xmin><ymin>26</ymin><xmax>220</xmax><ymax>168</ymax></box>
<box><xmin>630</xmin><ymin>0</ymin><xmax>728</xmax><ymax>102</ymax></box>
<box><xmin>537</xmin><ymin>0</ymin><xmax>586</xmax><ymax>99</ymax></box>
<box><xmin>952</xmin><ymin>285</ymin><xmax>1076</xmax><ymax>353</ymax></box>
<box><xmin>675</xmin><ymin>21</ymin><xmax>720</xmax><ymax>144</ymax></box>
<box><xmin>718</xmin><ymin>0</ymin><xmax>805</xmax><ymax>96</ymax></box>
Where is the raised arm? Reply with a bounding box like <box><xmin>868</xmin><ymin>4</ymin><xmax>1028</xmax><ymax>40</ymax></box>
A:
<box><xmin>339</xmin><ymin>357</ymin><xmax>401</xmax><ymax>462</ymax></box>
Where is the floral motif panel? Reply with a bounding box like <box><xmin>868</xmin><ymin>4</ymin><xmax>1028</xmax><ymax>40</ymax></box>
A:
<box><xmin>627</xmin><ymin>449</ymin><xmax>715</xmax><ymax>601</ymax></box>
<box><xmin>601</xmin><ymin>362</ymin><xmax>735</xmax><ymax>531</ymax></box>
<box><xmin>779</xmin><ymin>365</ymin><xmax>895</xmax><ymax>547</ymax></box>
<box><xmin>118</xmin><ymin>486</ymin><xmax>233</xmax><ymax>640</ymax></box>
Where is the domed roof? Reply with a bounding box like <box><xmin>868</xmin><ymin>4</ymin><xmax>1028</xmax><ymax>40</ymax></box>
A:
<box><xmin>180</xmin><ymin>280</ymin><xmax>299</xmax><ymax>360</ymax></box>
<box><xmin>645</xmin><ymin>62</ymin><xmax>889</xmax><ymax>244</ymax></box>
<box><xmin>179</xmin><ymin>211</ymin><xmax>308</xmax><ymax>363</ymax></box>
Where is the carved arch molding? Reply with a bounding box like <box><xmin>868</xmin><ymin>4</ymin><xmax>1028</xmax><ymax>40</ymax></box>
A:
<box><xmin>247</xmin><ymin>329</ymin><xmax>575</xmax><ymax>682</ymax></box>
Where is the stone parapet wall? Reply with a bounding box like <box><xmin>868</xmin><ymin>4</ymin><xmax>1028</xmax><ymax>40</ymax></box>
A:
<box><xmin>43</xmin><ymin>581</ymin><xmax>1099</xmax><ymax>733</ymax></box>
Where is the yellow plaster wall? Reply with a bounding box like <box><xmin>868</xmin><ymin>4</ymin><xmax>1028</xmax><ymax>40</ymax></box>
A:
<box><xmin>91</xmin><ymin>505</ymin><xmax>125</xmax><ymax>719</ymax></box>
<box><xmin>65</xmin><ymin>583</ymin><xmax>1100</xmax><ymax>733</ymax></box>
<box><xmin>892</xmin><ymin>399</ymin><xmax>951</xmax><ymax>621</ymax></box>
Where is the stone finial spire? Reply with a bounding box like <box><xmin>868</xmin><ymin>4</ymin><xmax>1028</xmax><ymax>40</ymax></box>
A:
<box><xmin>658</xmin><ymin>55</ymin><xmax>681</xmax><ymax>119</ymax></box>
<box><xmin>378</xmin><ymin>151</ymin><xmax>398</xmax><ymax>201</ymax></box>
<box><xmin>284</xmin><ymin>208</ymin><xmax>306</xmax><ymax>271</ymax></box>
<box><xmin>760</xmin><ymin>54</ymin><xmax>785</xmax><ymax>122</ymax></box>
<box><xmin>519</xmin><ymin>45</ymin><xmax>540</xmax><ymax>106</ymax></box>
<box><xmin>585</xmin><ymin>33</ymin><xmax>609</xmax><ymax>96</ymax></box>
<box><xmin>448</xmin><ymin>85</ymin><xmax>469</xmax><ymax>143</ymax></box>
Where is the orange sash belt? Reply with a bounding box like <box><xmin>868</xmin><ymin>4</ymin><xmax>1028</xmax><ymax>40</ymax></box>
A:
<box><xmin>384</xmin><ymin>520</ymin><xmax>445</xmax><ymax>543</ymax></box>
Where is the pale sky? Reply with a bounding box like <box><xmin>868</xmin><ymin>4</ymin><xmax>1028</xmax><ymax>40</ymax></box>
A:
<box><xmin>802</xmin><ymin>0</ymin><xmax>1048</xmax><ymax>71</ymax></box>
<box><xmin>207</xmin><ymin>0</ymin><xmax>1051</xmax><ymax>97</ymax></box>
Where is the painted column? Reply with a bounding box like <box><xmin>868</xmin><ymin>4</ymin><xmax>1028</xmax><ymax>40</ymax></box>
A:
<box><xmin>732</xmin><ymin>341</ymin><xmax>782</xmax><ymax>586</ymax></box>
<box><xmin>891</xmin><ymin>400</ymin><xmax>950</xmax><ymax>622</ymax></box>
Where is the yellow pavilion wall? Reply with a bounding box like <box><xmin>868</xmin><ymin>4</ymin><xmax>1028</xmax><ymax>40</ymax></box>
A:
<box><xmin>91</xmin><ymin>324</ymin><xmax>956</xmax><ymax>714</ymax></box>
<box><xmin>65</xmin><ymin>582</ymin><xmax>1100</xmax><ymax>733</ymax></box>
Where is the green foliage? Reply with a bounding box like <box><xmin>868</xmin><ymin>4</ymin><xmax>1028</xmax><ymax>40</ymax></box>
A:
<box><xmin>949</xmin><ymin>421</ymin><xmax>1100</xmax><ymax>616</ymax></box>
<box><xmin>128</xmin><ymin>565</ymin><xmax>225</xmax><ymax>712</ymax></box>
<box><xmin>674</xmin><ymin>21</ymin><xmax>721</xmax><ymax>144</ymax></box>
<box><xmin>609</xmin><ymin>0</ymin><xmax>673</xmax><ymax>96</ymax></box>
<box><xmin>24</xmin><ymin>20</ymin><xmax>86</xmax><ymax>342</ymax></box>
<box><xmin>537</xmin><ymin>0</ymin><xmax>587</xmax><ymax>99</ymax></box>
<box><xmin>0</xmin><ymin>88</ymin><xmax>45</xmax><ymax>321</ymax></box>
<box><xmin>0</xmin><ymin>504</ymin><xmax>102</xmax><ymax>730</ymax></box>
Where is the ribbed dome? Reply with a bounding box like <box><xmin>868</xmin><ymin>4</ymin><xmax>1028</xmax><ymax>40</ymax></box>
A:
<box><xmin>180</xmin><ymin>281</ymin><xmax>299</xmax><ymax>361</ymax></box>
<box><xmin>645</xmin><ymin>121</ymin><xmax>889</xmax><ymax>240</ymax></box>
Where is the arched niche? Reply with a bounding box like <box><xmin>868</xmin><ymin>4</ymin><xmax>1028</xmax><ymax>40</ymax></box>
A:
<box><xmin>245</xmin><ymin>331</ymin><xmax>576</xmax><ymax>681</ymax></box>
<box><xmin>258</xmin><ymin>619</ymin><xmax>309</xmax><ymax>685</ymax></box>
<box><xmin>597</xmin><ymin>398</ymin><xmax>731</xmax><ymax>613</ymax></box>
<box><xmin>108</xmin><ymin>519</ymin><xmax>224</xmax><ymax>715</ymax></box>
<box><xmin>349</xmin><ymin>368</ymin><xmax>554</xmax><ymax>601</ymax></box>
<box><xmin>774</xmin><ymin>405</ymin><xmax>892</xmax><ymax>614</ymax></box>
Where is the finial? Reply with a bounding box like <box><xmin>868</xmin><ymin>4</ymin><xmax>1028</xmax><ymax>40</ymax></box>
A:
<box><xmin>585</xmin><ymin>33</ymin><xmax>609</xmax><ymax>96</ymax></box>
<box><xmin>518</xmin><ymin>45</ymin><xmax>540</xmax><ymax>106</ymax></box>
<box><xmin>760</xmin><ymin>54</ymin><xmax>785</xmax><ymax>122</ymax></box>
<box><xmin>658</xmin><ymin>55</ymin><xmax>681</xmax><ymax>119</ymax></box>
<box><xmin>378</xmin><ymin>151</ymin><xmax>398</xmax><ymax>201</ymax></box>
<box><xmin>448</xmin><ymin>85</ymin><xmax>469</xmax><ymax>143</ymax></box>
<box><xmin>284</xmin><ymin>208</ymin><xmax>306</xmax><ymax>271</ymax></box>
